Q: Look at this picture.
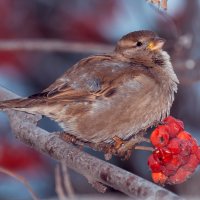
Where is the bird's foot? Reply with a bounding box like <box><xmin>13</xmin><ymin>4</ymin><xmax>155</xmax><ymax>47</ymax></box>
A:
<box><xmin>58</xmin><ymin>131</ymin><xmax>113</xmax><ymax>154</ymax></box>
<box><xmin>58</xmin><ymin>132</ymin><xmax>129</xmax><ymax>159</ymax></box>
<box><xmin>115</xmin><ymin>137</ymin><xmax>137</xmax><ymax>160</ymax></box>
<box><xmin>58</xmin><ymin>131</ymin><xmax>86</xmax><ymax>150</ymax></box>
<box><xmin>100</xmin><ymin>136</ymin><xmax>134</xmax><ymax>160</ymax></box>
<box><xmin>59</xmin><ymin>132</ymin><xmax>78</xmax><ymax>144</ymax></box>
<box><xmin>113</xmin><ymin>133</ymin><xmax>150</xmax><ymax>160</ymax></box>
<box><xmin>100</xmin><ymin>136</ymin><xmax>126</xmax><ymax>160</ymax></box>
<box><xmin>57</xmin><ymin>131</ymin><xmax>150</xmax><ymax>160</ymax></box>
<box><xmin>112</xmin><ymin>136</ymin><xmax>125</xmax><ymax>149</ymax></box>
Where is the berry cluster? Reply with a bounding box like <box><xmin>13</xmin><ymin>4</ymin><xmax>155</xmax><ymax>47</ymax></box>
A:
<box><xmin>148</xmin><ymin>116</ymin><xmax>200</xmax><ymax>185</ymax></box>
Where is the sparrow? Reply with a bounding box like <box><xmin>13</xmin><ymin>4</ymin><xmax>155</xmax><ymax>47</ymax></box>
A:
<box><xmin>0</xmin><ymin>30</ymin><xmax>179</xmax><ymax>150</ymax></box>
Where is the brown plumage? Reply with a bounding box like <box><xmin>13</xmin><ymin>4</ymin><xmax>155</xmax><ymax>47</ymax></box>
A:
<box><xmin>0</xmin><ymin>30</ymin><xmax>179</xmax><ymax>144</ymax></box>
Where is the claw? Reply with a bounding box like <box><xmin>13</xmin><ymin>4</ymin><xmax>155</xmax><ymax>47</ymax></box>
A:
<box><xmin>112</xmin><ymin>136</ymin><xmax>134</xmax><ymax>160</ymax></box>
<box><xmin>59</xmin><ymin>131</ymin><xmax>149</xmax><ymax>161</ymax></box>
<box><xmin>120</xmin><ymin>149</ymin><xmax>132</xmax><ymax>160</ymax></box>
<box><xmin>112</xmin><ymin>136</ymin><xmax>124</xmax><ymax>149</ymax></box>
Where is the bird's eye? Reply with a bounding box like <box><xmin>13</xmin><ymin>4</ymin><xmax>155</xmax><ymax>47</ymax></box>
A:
<box><xmin>136</xmin><ymin>41</ymin><xmax>143</xmax><ymax>47</ymax></box>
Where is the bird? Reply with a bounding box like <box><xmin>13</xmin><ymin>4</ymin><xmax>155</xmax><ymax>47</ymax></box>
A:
<box><xmin>0</xmin><ymin>30</ymin><xmax>179</xmax><ymax>154</ymax></box>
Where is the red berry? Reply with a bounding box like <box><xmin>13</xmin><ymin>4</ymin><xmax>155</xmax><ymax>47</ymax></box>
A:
<box><xmin>153</xmin><ymin>148</ymin><xmax>172</xmax><ymax>164</ymax></box>
<box><xmin>168</xmin><ymin>124</ymin><xmax>184</xmax><ymax>138</ymax></box>
<box><xmin>196</xmin><ymin>147</ymin><xmax>200</xmax><ymax>161</ymax></box>
<box><xmin>162</xmin><ymin>166</ymin><xmax>176</xmax><ymax>176</ymax></box>
<box><xmin>165</xmin><ymin>155</ymin><xmax>183</xmax><ymax>171</ymax></box>
<box><xmin>190</xmin><ymin>138</ymin><xmax>198</xmax><ymax>153</ymax></box>
<box><xmin>163</xmin><ymin>116</ymin><xmax>182</xmax><ymax>125</ymax></box>
<box><xmin>167</xmin><ymin>138</ymin><xmax>182</xmax><ymax>154</ymax></box>
<box><xmin>148</xmin><ymin>154</ymin><xmax>162</xmax><ymax>172</ymax></box>
<box><xmin>182</xmin><ymin>154</ymin><xmax>199</xmax><ymax>172</ymax></box>
<box><xmin>149</xmin><ymin>117</ymin><xmax>200</xmax><ymax>185</ymax></box>
<box><xmin>167</xmin><ymin>168</ymin><xmax>192</xmax><ymax>184</ymax></box>
<box><xmin>177</xmin><ymin>132</ymin><xmax>199</xmax><ymax>156</ymax></box>
<box><xmin>179</xmin><ymin>140</ymin><xmax>191</xmax><ymax>156</ymax></box>
<box><xmin>179</xmin><ymin>155</ymin><xmax>190</xmax><ymax>166</ymax></box>
<box><xmin>152</xmin><ymin>172</ymin><xmax>167</xmax><ymax>185</ymax></box>
<box><xmin>163</xmin><ymin>116</ymin><xmax>184</xmax><ymax>138</ymax></box>
<box><xmin>150</xmin><ymin>126</ymin><xmax>170</xmax><ymax>148</ymax></box>
<box><xmin>177</xmin><ymin>131</ymin><xmax>192</xmax><ymax>141</ymax></box>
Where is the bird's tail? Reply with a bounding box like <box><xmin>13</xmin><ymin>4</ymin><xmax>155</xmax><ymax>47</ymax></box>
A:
<box><xmin>0</xmin><ymin>98</ymin><xmax>37</xmax><ymax>110</ymax></box>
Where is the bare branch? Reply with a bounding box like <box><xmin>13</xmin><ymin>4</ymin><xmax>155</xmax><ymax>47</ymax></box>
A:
<box><xmin>1</xmin><ymin>39</ymin><xmax>200</xmax><ymax>85</ymax></box>
<box><xmin>60</xmin><ymin>161</ymin><xmax>75</xmax><ymax>199</ymax></box>
<box><xmin>0</xmin><ymin>167</ymin><xmax>40</xmax><ymax>200</ymax></box>
<box><xmin>0</xmin><ymin>86</ymin><xmax>183</xmax><ymax>200</ymax></box>
<box><xmin>55</xmin><ymin>164</ymin><xmax>67</xmax><ymax>200</ymax></box>
<box><xmin>0</xmin><ymin>40</ymin><xmax>113</xmax><ymax>54</ymax></box>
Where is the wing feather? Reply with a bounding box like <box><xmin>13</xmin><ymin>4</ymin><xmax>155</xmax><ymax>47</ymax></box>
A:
<box><xmin>27</xmin><ymin>55</ymin><xmax>154</xmax><ymax>104</ymax></box>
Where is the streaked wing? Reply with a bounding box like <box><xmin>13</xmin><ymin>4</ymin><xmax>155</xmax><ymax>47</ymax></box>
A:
<box><xmin>29</xmin><ymin>55</ymin><xmax>132</xmax><ymax>103</ymax></box>
<box><xmin>27</xmin><ymin>54</ymin><xmax>154</xmax><ymax>105</ymax></box>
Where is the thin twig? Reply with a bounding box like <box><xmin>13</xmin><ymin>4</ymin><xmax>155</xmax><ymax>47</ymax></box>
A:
<box><xmin>1</xmin><ymin>39</ymin><xmax>200</xmax><ymax>86</ymax></box>
<box><xmin>61</xmin><ymin>161</ymin><xmax>75</xmax><ymax>199</ymax></box>
<box><xmin>55</xmin><ymin>164</ymin><xmax>67</xmax><ymax>200</ymax></box>
<box><xmin>0</xmin><ymin>86</ymin><xmax>183</xmax><ymax>200</ymax></box>
<box><xmin>134</xmin><ymin>146</ymin><xmax>154</xmax><ymax>151</ymax></box>
<box><xmin>0</xmin><ymin>167</ymin><xmax>40</xmax><ymax>200</ymax></box>
<box><xmin>0</xmin><ymin>40</ymin><xmax>113</xmax><ymax>54</ymax></box>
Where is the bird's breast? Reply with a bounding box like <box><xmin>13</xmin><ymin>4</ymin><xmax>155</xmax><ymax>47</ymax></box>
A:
<box><xmin>58</xmin><ymin>74</ymin><xmax>175</xmax><ymax>143</ymax></box>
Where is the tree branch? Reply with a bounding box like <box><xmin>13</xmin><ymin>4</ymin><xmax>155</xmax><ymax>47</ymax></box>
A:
<box><xmin>0</xmin><ymin>86</ymin><xmax>183</xmax><ymax>200</ymax></box>
<box><xmin>0</xmin><ymin>40</ymin><xmax>113</xmax><ymax>54</ymax></box>
<box><xmin>0</xmin><ymin>167</ymin><xmax>40</xmax><ymax>200</ymax></box>
<box><xmin>1</xmin><ymin>39</ymin><xmax>200</xmax><ymax>85</ymax></box>
<box><xmin>60</xmin><ymin>161</ymin><xmax>75</xmax><ymax>199</ymax></box>
<box><xmin>55</xmin><ymin>164</ymin><xmax>67</xmax><ymax>200</ymax></box>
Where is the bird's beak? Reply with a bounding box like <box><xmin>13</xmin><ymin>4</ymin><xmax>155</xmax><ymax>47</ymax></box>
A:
<box><xmin>147</xmin><ymin>37</ymin><xmax>166</xmax><ymax>51</ymax></box>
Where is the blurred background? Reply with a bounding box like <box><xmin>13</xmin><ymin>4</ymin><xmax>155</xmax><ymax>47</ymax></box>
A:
<box><xmin>0</xmin><ymin>0</ymin><xmax>200</xmax><ymax>199</ymax></box>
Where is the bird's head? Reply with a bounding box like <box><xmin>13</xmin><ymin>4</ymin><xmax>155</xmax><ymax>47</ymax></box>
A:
<box><xmin>115</xmin><ymin>30</ymin><xmax>167</xmax><ymax>66</ymax></box>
